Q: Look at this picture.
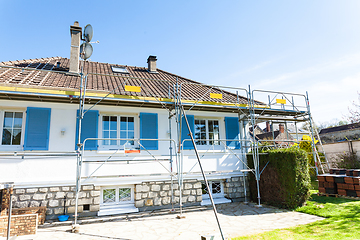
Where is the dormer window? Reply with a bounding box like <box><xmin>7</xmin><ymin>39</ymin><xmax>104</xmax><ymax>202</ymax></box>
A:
<box><xmin>111</xmin><ymin>66</ymin><xmax>129</xmax><ymax>74</ymax></box>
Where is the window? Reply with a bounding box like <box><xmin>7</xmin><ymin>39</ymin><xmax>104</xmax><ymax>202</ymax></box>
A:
<box><xmin>1</xmin><ymin>111</ymin><xmax>24</xmax><ymax>149</ymax></box>
<box><xmin>101</xmin><ymin>115</ymin><xmax>135</xmax><ymax>149</ymax></box>
<box><xmin>111</xmin><ymin>66</ymin><xmax>129</xmax><ymax>74</ymax></box>
<box><xmin>202</xmin><ymin>180</ymin><xmax>224</xmax><ymax>199</ymax></box>
<box><xmin>194</xmin><ymin>119</ymin><xmax>220</xmax><ymax>145</ymax></box>
<box><xmin>101</xmin><ymin>186</ymin><xmax>134</xmax><ymax>205</ymax></box>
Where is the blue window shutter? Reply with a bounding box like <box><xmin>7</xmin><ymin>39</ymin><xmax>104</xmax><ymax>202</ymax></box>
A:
<box><xmin>75</xmin><ymin>110</ymin><xmax>98</xmax><ymax>150</ymax></box>
<box><xmin>24</xmin><ymin>107</ymin><xmax>51</xmax><ymax>150</ymax></box>
<box><xmin>225</xmin><ymin>117</ymin><xmax>240</xmax><ymax>149</ymax></box>
<box><xmin>140</xmin><ymin>113</ymin><xmax>158</xmax><ymax>150</ymax></box>
<box><xmin>181</xmin><ymin>115</ymin><xmax>194</xmax><ymax>150</ymax></box>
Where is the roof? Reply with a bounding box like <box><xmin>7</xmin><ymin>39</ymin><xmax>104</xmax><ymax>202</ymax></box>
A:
<box><xmin>0</xmin><ymin>57</ymin><xmax>252</xmax><ymax>107</ymax></box>
<box><xmin>319</xmin><ymin>122</ymin><xmax>360</xmax><ymax>135</ymax></box>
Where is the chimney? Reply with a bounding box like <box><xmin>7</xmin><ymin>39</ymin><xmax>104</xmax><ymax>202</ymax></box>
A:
<box><xmin>266</xmin><ymin>121</ymin><xmax>271</xmax><ymax>132</ymax></box>
<box><xmin>279</xmin><ymin>124</ymin><xmax>284</xmax><ymax>134</ymax></box>
<box><xmin>147</xmin><ymin>55</ymin><xmax>157</xmax><ymax>73</ymax></box>
<box><xmin>69</xmin><ymin>21</ymin><xmax>82</xmax><ymax>74</ymax></box>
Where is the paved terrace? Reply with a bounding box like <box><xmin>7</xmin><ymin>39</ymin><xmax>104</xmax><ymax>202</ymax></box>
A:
<box><xmin>8</xmin><ymin>202</ymin><xmax>323</xmax><ymax>240</ymax></box>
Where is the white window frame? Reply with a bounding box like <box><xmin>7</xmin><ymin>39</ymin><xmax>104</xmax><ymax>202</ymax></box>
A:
<box><xmin>100</xmin><ymin>185</ymin><xmax>135</xmax><ymax>206</ymax></box>
<box><xmin>194</xmin><ymin>117</ymin><xmax>221</xmax><ymax>150</ymax></box>
<box><xmin>202</xmin><ymin>180</ymin><xmax>225</xmax><ymax>200</ymax></box>
<box><xmin>0</xmin><ymin>110</ymin><xmax>26</xmax><ymax>151</ymax></box>
<box><xmin>99</xmin><ymin>113</ymin><xmax>138</xmax><ymax>150</ymax></box>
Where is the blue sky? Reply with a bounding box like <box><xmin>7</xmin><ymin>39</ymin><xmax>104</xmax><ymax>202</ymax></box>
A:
<box><xmin>1</xmin><ymin>0</ymin><xmax>360</xmax><ymax>124</ymax></box>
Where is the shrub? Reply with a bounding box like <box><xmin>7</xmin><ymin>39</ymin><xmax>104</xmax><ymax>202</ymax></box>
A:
<box><xmin>247</xmin><ymin>147</ymin><xmax>311</xmax><ymax>209</ymax></box>
<box><xmin>334</xmin><ymin>152</ymin><xmax>360</xmax><ymax>169</ymax></box>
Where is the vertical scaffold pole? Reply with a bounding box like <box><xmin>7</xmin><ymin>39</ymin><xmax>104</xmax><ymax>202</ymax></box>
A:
<box><xmin>305</xmin><ymin>91</ymin><xmax>320</xmax><ymax>175</ymax></box>
<box><xmin>249</xmin><ymin>85</ymin><xmax>261</xmax><ymax>207</ymax></box>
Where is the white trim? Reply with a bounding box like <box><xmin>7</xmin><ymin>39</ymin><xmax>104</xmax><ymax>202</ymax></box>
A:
<box><xmin>0</xmin><ymin>110</ymin><xmax>26</xmax><ymax>151</ymax></box>
<box><xmin>201</xmin><ymin>180</ymin><xmax>231</xmax><ymax>206</ymax></box>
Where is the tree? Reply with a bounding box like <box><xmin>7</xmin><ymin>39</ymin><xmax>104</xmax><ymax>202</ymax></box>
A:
<box><xmin>346</xmin><ymin>92</ymin><xmax>360</xmax><ymax>123</ymax></box>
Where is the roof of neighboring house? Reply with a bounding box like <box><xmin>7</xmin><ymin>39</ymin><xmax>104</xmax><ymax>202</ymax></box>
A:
<box><xmin>254</xmin><ymin>131</ymin><xmax>281</xmax><ymax>140</ymax></box>
<box><xmin>0</xmin><ymin>57</ymin><xmax>253</xmax><ymax>106</ymax></box>
<box><xmin>319</xmin><ymin>122</ymin><xmax>360</xmax><ymax>135</ymax></box>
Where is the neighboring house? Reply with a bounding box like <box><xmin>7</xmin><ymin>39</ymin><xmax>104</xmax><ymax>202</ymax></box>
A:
<box><xmin>319</xmin><ymin>122</ymin><xmax>360</xmax><ymax>144</ymax></box>
<box><xmin>251</xmin><ymin>123</ymin><xmax>294</xmax><ymax>147</ymax></box>
<box><xmin>0</xmin><ymin>22</ymin><xmax>253</xmax><ymax>219</ymax></box>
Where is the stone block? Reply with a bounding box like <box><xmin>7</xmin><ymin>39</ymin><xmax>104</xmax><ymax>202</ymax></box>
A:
<box><xmin>66</xmin><ymin>192</ymin><xmax>75</xmax><ymax>199</ymax></box>
<box><xmin>26</xmin><ymin>188</ymin><xmax>38</xmax><ymax>193</ymax></box>
<box><xmin>183</xmin><ymin>190</ymin><xmax>190</xmax><ymax>195</ymax></box>
<box><xmin>14</xmin><ymin>201</ymin><xmax>28</xmax><ymax>208</ymax></box>
<box><xmin>191</xmin><ymin>190</ymin><xmax>196</xmax><ymax>195</ymax></box>
<box><xmin>162</xmin><ymin>185</ymin><xmax>170</xmax><ymax>191</ymax></box>
<box><xmin>49</xmin><ymin>200</ymin><xmax>59</xmax><ymax>207</ymax></box>
<box><xmin>55</xmin><ymin>192</ymin><xmax>66</xmax><ymax>199</ymax></box>
<box><xmin>159</xmin><ymin>191</ymin><xmax>167</xmax><ymax>197</ymax></box>
<box><xmin>46</xmin><ymin>193</ymin><xmax>53</xmax><ymax>199</ymax></box>
<box><xmin>54</xmin><ymin>207</ymin><xmax>65</xmax><ymax>215</ymax></box>
<box><xmin>174</xmin><ymin>197</ymin><xmax>179</xmax><ymax>203</ymax></box>
<box><xmin>188</xmin><ymin>196</ymin><xmax>196</xmax><ymax>202</ymax></box>
<box><xmin>149</xmin><ymin>192</ymin><xmax>157</xmax><ymax>198</ymax></box>
<box><xmin>19</xmin><ymin>195</ymin><xmax>31</xmax><ymax>201</ymax></box>
<box><xmin>29</xmin><ymin>201</ymin><xmax>40</xmax><ymax>207</ymax></box>
<box><xmin>184</xmin><ymin>183</ymin><xmax>192</xmax><ymax>190</ymax></box>
<box><xmin>78</xmin><ymin>198</ymin><xmax>92</xmax><ymax>205</ymax></box>
<box><xmin>234</xmin><ymin>182</ymin><xmax>241</xmax><ymax>187</ymax></box>
<box><xmin>94</xmin><ymin>186</ymin><xmax>100</xmax><ymax>191</ymax></box>
<box><xmin>155</xmin><ymin>181</ymin><xmax>164</xmax><ymax>184</ymax></box>
<box><xmin>82</xmin><ymin>185</ymin><xmax>93</xmax><ymax>191</ymax></box>
<box><xmin>65</xmin><ymin>200</ymin><xmax>72</xmax><ymax>207</ymax></box>
<box><xmin>162</xmin><ymin>197</ymin><xmax>171</xmax><ymax>205</ymax></box>
<box><xmin>90</xmin><ymin>190</ymin><xmax>100</xmax><ymax>197</ymax></box>
<box><xmin>193</xmin><ymin>182</ymin><xmax>201</xmax><ymax>189</ymax></box>
<box><xmin>225</xmin><ymin>183</ymin><xmax>230</xmax><ymax>188</ymax></box>
<box><xmin>67</xmin><ymin>206</ymin><xmax>83</xmax><ymax>214</ymax></box>
<box><xmin>70</xmin><ymin>199</ymin><xmax>76</xmax><ymax>205</ymax></box>
<box><xmin>71</xmin><ymin>187</ymin><xmax>76</xmax><ymax>191</ymax></box>
<box><xmin>145</xmin><ymin>199</ymin><xmax>153</xmax><ymax>206</ymax></box>
<box><xmin>228</xmin><ymin>189</ymin><xmax>233</xmax><ymax>193</ymax></box>
<box><xmin>46</xmin><ymin>208</ymin><xmax>53</xmax><ymax>215</ymax></box>
<box><xmin>41</xmin><ymin>201</ymin><xmax>47</xmax><ymax>207</ymax></box>
<box><xmin>50</xmin><ymin>187</ymin><xmax>60</xmax><ymax>192</ymax></box>
<box><xmin>39</xmin><ymin>188</ymin><xmax>48</xmax><ymax>193</ymax></box>
<box><xmin>93</xmin><ymin>197</ymin><xmax>100</xmax><ymax>205</ymax></box>
<box><xmin>90</xmin><ymin>205</ymin><xmax>100</xmax><ymax>212</ymax></box>
<box><xmin>136</xmin><ymin>185</ymin><xmax>149</xmax><ymax>193</ymax></box>
<box><xmin>196</xmin><ymin>196</ymin><xmax>202</xmax><ymax>202</ymax></box>
<box><xmin>181</xmin><ymin>196</ymin><xmax>188</xmax><ymax>203</ymax></box>
<box><xmin>135</xmin><ymin>193</ymin><xmax>142</xmax><ymax>200</ymax></box>
<box><xmin>62</xmin><ymin>187</ymin><xmax>70</xmax><ymax>191</ymax></box>
<box><xmin>15</xmin><ymin>189</ymin><xmax>25</xmax><ymax>194</ymax></box>
<box><xmin>228</xmin><ymin>183</ymin><xmax>234</xmax><ymax>187</ymax></box>
<box><xmin>11</xmin><ymin>195</ymin><xmax>18</xmax><ymax>202</ymax></box>
<box><xmin>154</xmin><ymin>197</ymin><xmax>161</xmax><ymax>206</ymax></box>
<box><xmin>173</xmin><ymin>184</ymin><xmax>179</xmax><ymax>190</ymax></box>
<box><xmin>232</xmin><ymin>177</ymin><xmax>239</xmax><ymax>182</ymax></box>
<box><xmin>135</xmin><ymin>200</ymin><xmax>144</xmax><ymax>208</ymax></box>
<box><xmin>78</xmin><ymin>192</ymin><xmax>86</xmax><ymax>198</ymax></box>
<box><xmin>33</xmin><ymin>194</ymin><xmax>46</xmax><ymax>201</ymax></box>
<box><xmin>174</xmin><ymin>190</ymin><xmax>180</xmax><ymax>196</ymax></box>
<box><xmin>151</xmin><ymin>185</ymin><xmax>161</xmax><ymax>191</ymax></box>
<box><xmin>197</xmin><ymin>189</ymin><xmax>202</xmax><ymax>195</ymax></box>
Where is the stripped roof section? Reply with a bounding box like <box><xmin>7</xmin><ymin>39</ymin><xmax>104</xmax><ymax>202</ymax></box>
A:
<box><xmin>0</xmin><ymin>57</ymin><xmax>251</xmax><ymax>105</ymax></box>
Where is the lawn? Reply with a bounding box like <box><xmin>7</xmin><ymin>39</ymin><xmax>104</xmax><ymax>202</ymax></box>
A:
<box><xmin>232</xmin><ymin>192</ymin><xmax>360</xmax><ymax>240</ymax></box>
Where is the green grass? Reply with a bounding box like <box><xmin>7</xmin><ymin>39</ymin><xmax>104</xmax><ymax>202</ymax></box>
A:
<box><xmin>232</xmin><ymin>192</ymin><xmax>360</xmax><ymax>240</ymax></box>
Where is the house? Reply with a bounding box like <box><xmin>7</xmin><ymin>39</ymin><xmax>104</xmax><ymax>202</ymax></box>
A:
<box><xmin>319</xmin><ymin>122</ymin><xmax>360</xmax><ymax>144</ymax></box>
<box><xmin>0</xmin><ymin>22</ymin><xmax>253</xmax><ymax>219</ymax></box>
<box><xmin>250</xmin><ymin>123</ymin><xmax>294</xmax><ymax>147</ymax></box>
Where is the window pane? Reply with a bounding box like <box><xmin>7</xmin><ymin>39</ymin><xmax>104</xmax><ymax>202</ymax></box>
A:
<box><xmin>119</xmin><ymin>188</ymin><xmax>131</xmax><ymax>202</ymax></box>
<box><xmin>128</xmin><ymin>117</ymin><xmax>134</xmax><ymax>130</ymax></box>
<box><xmin>14</xmin><ymin>113</ymin><xmax>23</xmax><ymax>128</ymax></box>
<box><xmin>2</xmin><ymin>129</ymin><xmax>11</xmax><ymax>145</ymax></box>
<box><xmin>103</xmin><ymin>189</ymin><xmax>116</xmax><ymax>203</ymax></box>
<box><xmin>212</xmin><ymin>181</ymin><xmax>221</xmax><ymax>194</ymax></box>
<box><xmin>103</xmin><ymin>116</ymin><xmax>109</xmax><ymax>130</ymax></box>
<box><xmin>110</xmin><ymin>131</ymin><xmax>117</xmax><ymax>145</ymax></box>
<box><xmin>3</xmin><ymin>112</ymin><xmax>13</xmax><ymax>128</ymax></box>
<box><xmin>120</xmin><ymin>117</ymin><xmax>127</xmax><ymax>130</ymax></box>
<box><xmin>12</xmin><ymin>129</ymin><xmax>21</xmax><ymax>145</ymax></box>
<box><xmin>201</xmin><ymin>182</ymin><xmax>209</xmax><ymax>195</ymax></box>
<box><xmin>110</xmin><ymin>117</ymin><xmax>117</xmax><ymax>130</ymax></box>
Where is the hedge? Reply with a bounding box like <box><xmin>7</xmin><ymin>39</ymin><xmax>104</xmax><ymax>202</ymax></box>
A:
<box><xmin>247</xmin><ymin>147</ymin><xmax>311</xmax><ymax>209</ymax></box>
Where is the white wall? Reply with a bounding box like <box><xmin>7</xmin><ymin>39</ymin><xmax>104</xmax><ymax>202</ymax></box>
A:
<box><xmin>0</xmin><ymin>100</ymin><xmax>246</xmax><ymax>187</ymax></box>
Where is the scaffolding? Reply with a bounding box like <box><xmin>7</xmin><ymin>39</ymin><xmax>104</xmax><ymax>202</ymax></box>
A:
<box><xmin>0</xmin><ymin>64</ymin><xmax>329</xmax><ymax>239</ymax></box>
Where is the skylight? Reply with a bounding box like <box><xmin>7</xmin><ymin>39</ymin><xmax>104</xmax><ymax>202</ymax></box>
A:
<box><xmin>112</xmin><ymin>66</ymin><xmax>129</xmax><ymax>74</ymax></box>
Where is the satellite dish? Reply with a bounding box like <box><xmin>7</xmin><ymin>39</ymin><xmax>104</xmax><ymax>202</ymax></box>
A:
<box><xmin>83</xmin><ymin>24</ymin><xmax>93</xmax><ymax>42</ymax></box>
<box><xmin>80</xmin><ymin>42</ymin><xmax>93</xmax><ymax>60</ymax></box>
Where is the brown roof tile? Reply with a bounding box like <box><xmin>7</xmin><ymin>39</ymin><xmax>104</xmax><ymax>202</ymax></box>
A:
<box><xmin>0</xmin><ymin>57</ymin><xmax>253</xmax><ymax>105</ymax></box>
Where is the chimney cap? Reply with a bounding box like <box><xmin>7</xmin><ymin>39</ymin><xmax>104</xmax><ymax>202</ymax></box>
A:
<box><xmin>70</xmin><ymin>21</ymin><xmax>82</xmax><ymax>33</ymax></box>
<box><xmin>147</xmin><ymin>55</ymin><xmax>157</xmax><ymax>62</ymax></box>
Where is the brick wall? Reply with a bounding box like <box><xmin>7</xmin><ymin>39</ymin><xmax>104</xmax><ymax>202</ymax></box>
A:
<box><xmin>12</xmin><ymin>207</ymin><xmax>46</xmax><ymax>225</ymax></box>
<box><xmin>0</xmin><ymin>214</ymin><xmax>37</xmax><ymax>237</ymax></box>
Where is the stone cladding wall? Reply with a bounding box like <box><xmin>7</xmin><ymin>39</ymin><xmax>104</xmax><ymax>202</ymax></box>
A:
<box><xmin>135</xmin><ymin>179</ymin><xmax>202</xmax><ymax>211</ymax></box>
<box><xmin>224</xmin><ymin>176</ymin><xmax>249</xmax><ymax>201</ymax></box>
<box><xmin>12</xmin><ymin>184</ymin><xmax>100</xmax><ymax>219</ymax></box>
